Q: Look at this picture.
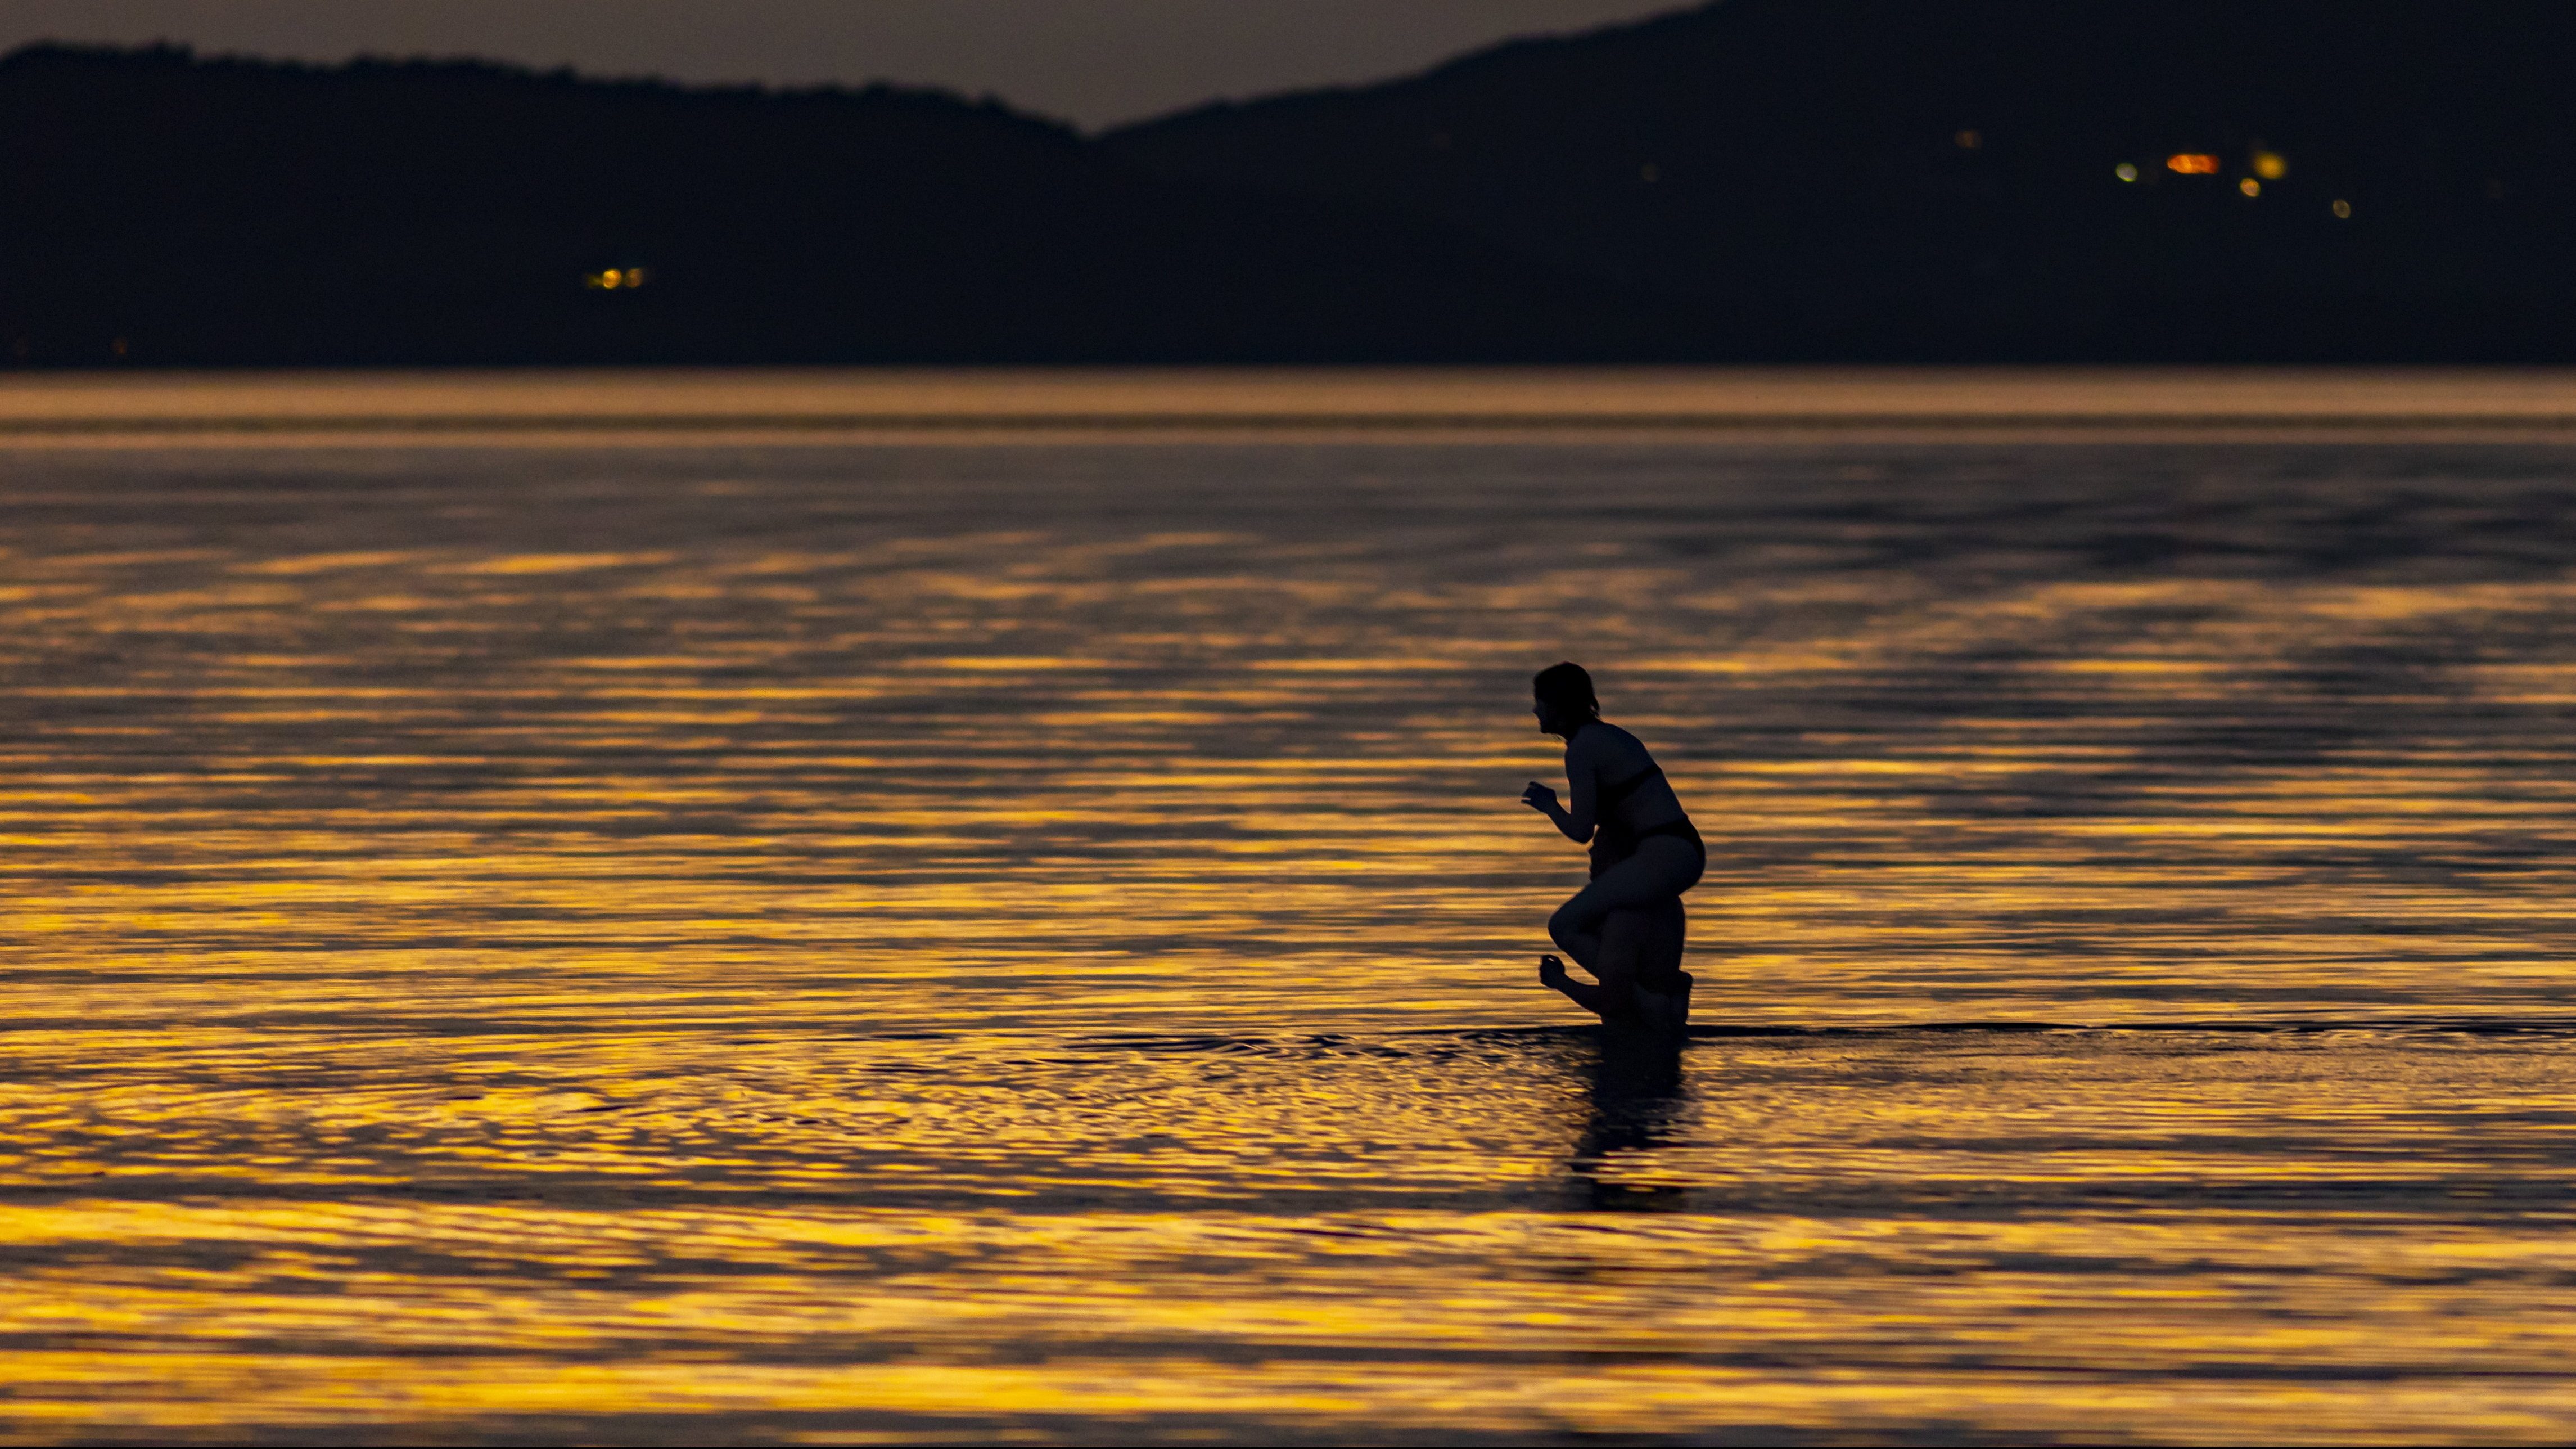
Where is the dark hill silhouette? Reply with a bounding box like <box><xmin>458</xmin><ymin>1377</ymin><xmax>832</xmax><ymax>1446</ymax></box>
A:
<box><xmin>1106</xmin><ymin>0</ymin><xmax>2576</xmax><ymax>361</ymax></box>
<box><xmin>0</xmin><ymin>45</ymin><xmax>1657</xmax><ymax>365</ymax></box>
<box><xmin>8</xmin><ymin>5</ymin><xmax>2576</xmax><ymax>365</ymax></box>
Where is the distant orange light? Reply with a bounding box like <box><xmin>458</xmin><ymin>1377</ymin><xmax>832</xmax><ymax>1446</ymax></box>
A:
<box><xmin>2166</xmin><ymin>153</ymin><xmax>2221</xmax><ymax>175</ymax></box>
<box><xmin>584</xmin><ymin>268</ymin><xmax>649</xmax><ymax>291</ymax></box>
<box><xmin>2332</xmin><ymin>198</ymin><xmax>2353</xmax><ymax>218</ymax></box>
<box><xmin>2239</xmin><ymin>178</ymin><xmax>2262</xmax><ymax>197</ymax></box>
<box><xmin>1955</xmin><ymin>129</ymin><xmax>1983</xmax><ymax>150</ymax></box>
<box><xmin>2252</xmin><ymin>151</ymin><xmax>2288</xmax><ymax>180</ymax></box>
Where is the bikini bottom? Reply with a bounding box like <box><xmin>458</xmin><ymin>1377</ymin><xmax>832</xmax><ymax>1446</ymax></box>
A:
<box><xmin>1589</xmin><ymin>818</ymin><xmax>1705</xmax><ymax>883</ymax></box>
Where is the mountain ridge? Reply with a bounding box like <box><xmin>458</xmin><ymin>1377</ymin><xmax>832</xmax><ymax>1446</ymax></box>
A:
<box><xmin>1105</xmin><ymin>0</ymin><xmax>2576</xmax><ymax>360</ymax></box>
<box><xmin>0</xmin><ymin>42</ymin><xmax>1666</xmax><ymax>366</ymax></box>
<box><xmin>7</xmin><ymin>6</ymin><xmax>2575</xmax><ymax>366</ymax></box>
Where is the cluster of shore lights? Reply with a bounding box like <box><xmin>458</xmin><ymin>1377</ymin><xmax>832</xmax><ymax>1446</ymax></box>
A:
<box><xmin>584</xmin><ymin>267</ymin><xmax>649</xmax><ymax>290</ymax></box>
<box><xmin>2110</xmin><ymin>151</ymin><xmax>2350</xmax><ymax>215</ymax></box>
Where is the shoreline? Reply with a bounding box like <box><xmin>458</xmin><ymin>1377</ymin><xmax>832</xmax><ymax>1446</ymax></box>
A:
<box><xmin>12</xmin><ymin>366</ymin><xmax>2576</xmax><ymax>446</ymax></box>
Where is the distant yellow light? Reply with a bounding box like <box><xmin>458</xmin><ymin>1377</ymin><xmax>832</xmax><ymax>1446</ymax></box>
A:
<box><xmin>1955</xmin><ymin>129</ymin><xmax>1982</xmax><ymax>150</ymax></box>
<box><xmin>2167</xmin><ymin>153</ymin><xmax>2221</xmax><ymax>175</ymax></box>
<box><xmin>584</xmin><ymin>267</ymin><xmax>649</xmax><ymax>291</ymax></box>
<box><xmin>2252</xmin><ymin>151</ymin><xmax>2288</xmax><ymax>180</ymax></box>
<box><xmin>2332</xmin><ymin>198</ymin><xmax>2353</xmax><ymax>218</ymax></box>
<box><xmin>2114</xmin><ymin>162</ymin><xmax>2139</xmax><ymax>182</ymax></box>
<box><xmin>2239</xmin><ymin>177</ymin><xmax>2262</xmax><ymax>197</ymax></box>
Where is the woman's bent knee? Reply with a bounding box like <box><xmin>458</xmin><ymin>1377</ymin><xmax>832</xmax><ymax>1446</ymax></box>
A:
<box><xmin>1547</xmin><ymin>908</ymin><xmax>1585</xmax><ymax>951</ymax></box>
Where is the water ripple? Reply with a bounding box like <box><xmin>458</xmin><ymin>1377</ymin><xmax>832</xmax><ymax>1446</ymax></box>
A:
<box><xmin>8</xmin><ymin>427</ymin><xmax>2576</xmax><ymax>1441</ymax></box>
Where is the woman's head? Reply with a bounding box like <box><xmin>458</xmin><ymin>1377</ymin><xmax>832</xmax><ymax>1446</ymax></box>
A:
<box><xmin>1532</xmin><ymin>661</ymin><xmax>1598</xmax><ymax>736</ymax></box>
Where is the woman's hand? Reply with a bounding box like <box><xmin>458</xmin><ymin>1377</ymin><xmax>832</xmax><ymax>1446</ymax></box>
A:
<box><xmin>1521</xmin><ymin>781</ymin><xmax>1559</xmax><ymax>813</ymax></box>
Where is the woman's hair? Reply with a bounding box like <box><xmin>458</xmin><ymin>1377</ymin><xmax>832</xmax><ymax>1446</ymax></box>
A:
<box><xmin>1532</xmin><ymin>661</ymin><xmax>1599</xmax><ymax>723</ymax></box>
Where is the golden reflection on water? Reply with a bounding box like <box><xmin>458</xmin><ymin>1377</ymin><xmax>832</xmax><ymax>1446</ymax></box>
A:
<box><xmin>6</xmin><ymin>426</ymin><xmax>2576</xmax><ymax>1441</ymax></box>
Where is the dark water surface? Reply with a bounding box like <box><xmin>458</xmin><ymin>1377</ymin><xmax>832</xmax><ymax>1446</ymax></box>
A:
<box><xmin>6</xmin><ymin>429</ymin><xmax>2576</xmax><ymax>1442</ymax></box>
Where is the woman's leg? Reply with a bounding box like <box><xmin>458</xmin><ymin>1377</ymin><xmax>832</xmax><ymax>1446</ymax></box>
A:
<box><xmin>1548</xmin><ymin>838</ymin><xmax>1700</xmax><ymax>970</ymax></box>
<box><xmin>1543</xmin><ymin>838</ymin><xmax>1700</xmax><ymax>1020</ymax></box>
<box><xmin>1544</xmin><ymin>906</ymin><xmax>1658</xmax><ymax>1019</ymax></box>
<box><xmin>1595</xmin><ymin>905</ymin><xmax>1659</xmax><ymax>1012</ymax></box>
<box><xmin>1631</xmin><ymin>896</ymin><xmax>1686</xmax><ymax>987</ymax></box>
<box><xmin>1540</xmin><ymin>955</ymin><xmax>1610</xmax><ymax>1016</ymax></box>
<box><xmin>1627</xmin><ymin>897</ymin><xmax>1691</xmax><ymax>1031</ymax></box>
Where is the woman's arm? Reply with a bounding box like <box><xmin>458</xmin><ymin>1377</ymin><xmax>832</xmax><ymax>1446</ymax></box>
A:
<box><xmin>1521</xmin><ymin>744</ymin><xmax>1598</xmax><ymax>844</ymax></box>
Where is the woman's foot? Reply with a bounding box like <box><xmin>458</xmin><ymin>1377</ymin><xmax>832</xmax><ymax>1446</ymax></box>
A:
<box><xmin>1542</xmin><ymin>953</ymin><xmax>1620</xmax><ymax>1018</ymax></box>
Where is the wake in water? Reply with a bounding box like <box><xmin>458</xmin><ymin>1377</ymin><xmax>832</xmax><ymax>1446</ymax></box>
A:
<box><xmin>1065</xmin><ymin>1014</ymin><xmax>2576</xmax><ymax>1061</ymax></box>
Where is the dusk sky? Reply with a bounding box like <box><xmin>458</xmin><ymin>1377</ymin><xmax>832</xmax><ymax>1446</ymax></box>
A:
<box><xmin>0</xmin><ymin>0</ymin><xmax>1686</xmax><ymax>128</ymax></box>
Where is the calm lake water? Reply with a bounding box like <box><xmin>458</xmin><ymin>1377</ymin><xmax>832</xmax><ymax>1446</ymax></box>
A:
<box><xmin>6</xmin><ymin>374</ymin><xmax>2576</xmax><ymax>1443</ymax></box>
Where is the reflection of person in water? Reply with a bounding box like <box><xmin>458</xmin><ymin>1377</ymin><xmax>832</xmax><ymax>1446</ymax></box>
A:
<box><xmin>1566</xmin><ymin>1030</ymin><xmax>1689</xmax><ymax>1209</ymax></box>
<box><xmin>1521</xmin><ymin>662</ymin><xmax>1704</xmax><ymax>1032</ymax></box>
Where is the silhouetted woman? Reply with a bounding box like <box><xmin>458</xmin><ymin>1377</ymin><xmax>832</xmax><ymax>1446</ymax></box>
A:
<box><xmin>1521</xmin><ymin>662</ymin><xmax>1704</xmax><ymax>1030</ymax></box>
